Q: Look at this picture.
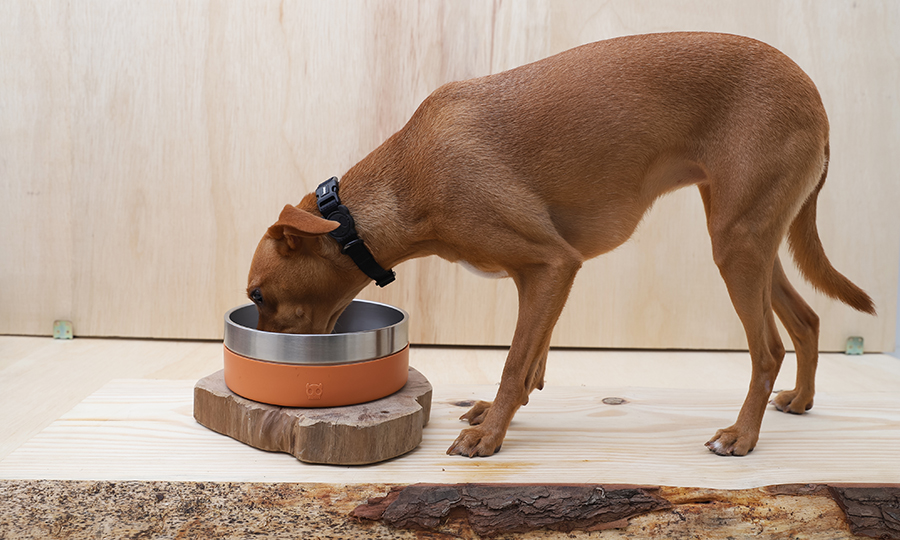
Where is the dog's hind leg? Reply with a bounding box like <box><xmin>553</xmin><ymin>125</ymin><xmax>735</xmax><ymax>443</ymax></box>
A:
<box><xmin>700</xmin><ymin>184</ymin><xmax>790</xmax><ymax>456</ymax></box>
<box><xmin>770</xmin><ymin>256</ymin><xmax>820</xmax><ymax>413</ymax></box>
<box><xmin>705</xmin><ymin>243</ymin><xmax>786</xmax><ymax>455</ymax></box>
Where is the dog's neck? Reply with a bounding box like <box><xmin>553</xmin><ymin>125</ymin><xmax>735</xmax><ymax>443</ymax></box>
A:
<box><xmin>301</xmin><ymin>142</ymin><xmax>437</xmax><ymax>275</ymax></box>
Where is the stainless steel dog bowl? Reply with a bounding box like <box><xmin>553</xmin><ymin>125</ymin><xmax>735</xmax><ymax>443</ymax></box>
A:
<box><xmin>223</xmin><ymin>300</ymin><xmax>410</xmax><ymax>408</ymax></box>
<box><xmin>225</xmin><ymin>299</ymin><xmax>408</xmax><ymax>365</ymax></box>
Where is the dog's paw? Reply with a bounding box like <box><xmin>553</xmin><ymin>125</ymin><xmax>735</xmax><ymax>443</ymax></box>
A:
<box><xmin>447</xmin><ymin>426</ymin><xmax>503</xmax><ymax>458</ymax></box>
<box><xmin>771</xmin><ymin>389</ymin><xmax>814</xmax><ymax>414</ymax></box>
<box><xmin>705</xmin><ymin>426</ymin><xmax>756</xmax><ymax>456</ymax></box>
<box><xmin>459</xmin><ymin>400</ymin><xmax>492</xmax><ymax>425</ymax></box>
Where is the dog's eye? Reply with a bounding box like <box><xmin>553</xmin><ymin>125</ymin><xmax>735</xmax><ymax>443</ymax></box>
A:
<box><xmin>249</xmin><ymin>288</ymin><xmax>264</xmax><ymax>306</ymax></box>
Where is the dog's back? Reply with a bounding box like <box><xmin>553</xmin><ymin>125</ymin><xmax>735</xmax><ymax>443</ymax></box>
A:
<box><xmin>389</xmin><ymin>33</ymin><xmax>828</xmax><ymax>261</ymax></box>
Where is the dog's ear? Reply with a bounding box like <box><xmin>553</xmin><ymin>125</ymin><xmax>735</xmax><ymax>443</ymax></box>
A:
<box><xmin>267</xmin><ymin>204</ymin><xmax>339</xmax><ymax>250</ymax></box>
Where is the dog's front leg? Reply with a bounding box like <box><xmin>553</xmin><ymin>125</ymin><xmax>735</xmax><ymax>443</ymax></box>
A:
<box><xmin>459</xmin><ymin>349</ymin><xmax>547</xmax><ymax>426</ymax></box>
<box><xmin>448</xmin><ymin>256</ymin><xmax>580</xmax><ymax>457</ymax></box>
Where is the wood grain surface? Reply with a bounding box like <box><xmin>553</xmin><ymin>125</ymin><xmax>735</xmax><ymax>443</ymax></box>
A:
<box><xmin>0</xmin><ymin>1</ymin><xmax>896</xmax><ymax>351</ymax></box>
<box><xmin>3</xmin><ymin>377</ymin><xmax>899</xmax><ymax>488</ymax></box>
<box><xmin>4</xmin><ymin>337</ymin><xmax>900</xmax><ymax>488</ymax></box>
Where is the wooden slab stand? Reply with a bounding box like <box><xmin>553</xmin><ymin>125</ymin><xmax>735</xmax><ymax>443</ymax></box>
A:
<box><xmin>193</xmin><ymin>368</ymin><xmax>432</xmax><ymax>465</ymax></box>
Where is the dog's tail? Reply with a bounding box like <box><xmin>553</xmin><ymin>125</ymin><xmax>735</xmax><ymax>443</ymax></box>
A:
<box><xmin>787</xmin><ymin>143</ymin><xmax>876</xmax><ymax>315</ymax></box>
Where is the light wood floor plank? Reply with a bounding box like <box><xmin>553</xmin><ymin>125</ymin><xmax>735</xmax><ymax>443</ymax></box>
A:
<box><xmin>2</xmin><ymin>378</ymin><xmax>898</xmax><ymax>488</ymax></box>
<box><xmin>3</xmin><ymin>336</ymin><xmax>898</xmax><ymax>488</ymax></box>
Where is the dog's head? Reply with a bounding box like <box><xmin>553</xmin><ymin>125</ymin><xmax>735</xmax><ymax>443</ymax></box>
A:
<box><xmin>247</xmin><ymin>203</ymin><xmax>369</xmax><ymax>334</ymax></box>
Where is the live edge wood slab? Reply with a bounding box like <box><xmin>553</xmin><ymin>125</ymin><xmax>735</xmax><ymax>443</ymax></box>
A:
<box><xmin>193</xmin><ymin>367</ymin><xmax>432</xmax><ymax>465</ymax></box>
<box><xmin>1</xmin><ymin>481</ymin><xmax>897</xmax><ymax>539</ymax></box>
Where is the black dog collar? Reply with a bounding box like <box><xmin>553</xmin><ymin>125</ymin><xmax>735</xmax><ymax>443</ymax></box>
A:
<box><xmin>315</xmin><ymin>177</ymin><xmax>396</xmax><ymax>288</ymax></box>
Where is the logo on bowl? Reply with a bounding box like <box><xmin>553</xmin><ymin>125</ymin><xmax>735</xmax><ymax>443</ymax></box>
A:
<box><xmin>306</xmin><ymin>383</ymin><xmax>323</xmax><ymax>400</ymax></box>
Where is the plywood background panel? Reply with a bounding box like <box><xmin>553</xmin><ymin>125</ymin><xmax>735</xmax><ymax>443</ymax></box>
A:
<box><xmin>360</xmin><ymin>0</ymin><xmax>900</xmax><ymax>351</ymax></box>
<box><xmin>1</xmin><ymin>0</ymin><xmax>897</xmax><ymax>351</ymax></box>
<box><xmin>1</xmin><ymin>1</ymin><xmax>75</xmax><ymax>332</ymax></box>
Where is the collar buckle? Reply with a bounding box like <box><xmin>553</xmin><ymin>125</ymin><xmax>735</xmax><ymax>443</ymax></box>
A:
<box><xmin>316</xmin><ymin>177</ymin><xmax>341</xmax><ymax>216</ymax></box>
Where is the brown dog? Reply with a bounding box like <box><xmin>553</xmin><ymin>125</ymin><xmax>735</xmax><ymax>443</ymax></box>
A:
<box><xmin>247</xmin><ymin>32</ymin><xmax>875</xmax><ymax>458</ymax></box>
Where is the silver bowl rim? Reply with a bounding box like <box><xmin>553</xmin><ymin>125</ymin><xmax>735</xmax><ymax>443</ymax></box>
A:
<box><xmin>224</xmin><ymin>299</ymin><xmax>409</xmax><ymax>365</ymax></box>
